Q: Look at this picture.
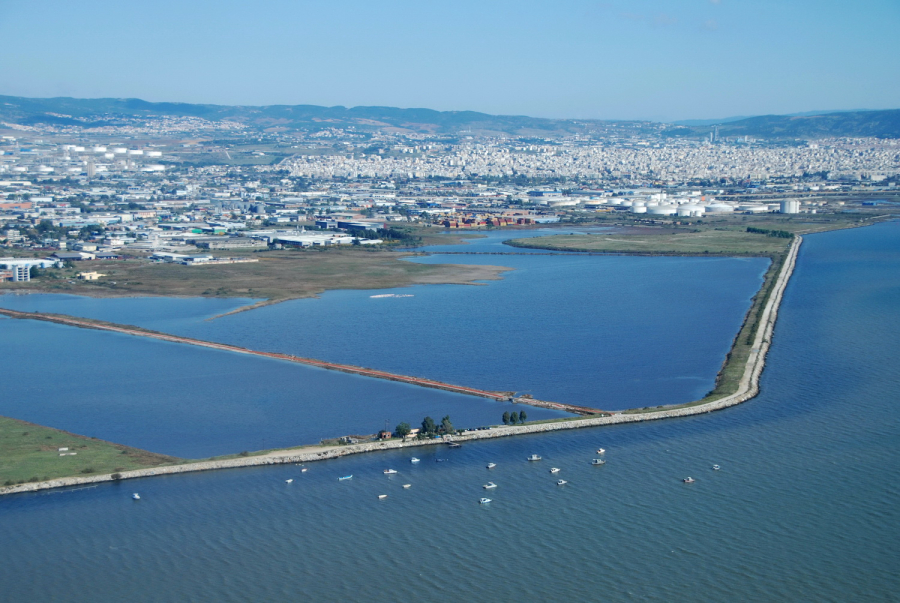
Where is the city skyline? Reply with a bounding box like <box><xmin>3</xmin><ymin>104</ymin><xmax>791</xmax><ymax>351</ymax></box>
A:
<box><xmin>1</xmin><ymin>0</ymin><xmax>897</xmax><ymax>122</ymax></box>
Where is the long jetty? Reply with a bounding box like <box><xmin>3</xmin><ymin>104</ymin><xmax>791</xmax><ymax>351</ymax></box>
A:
<box><xmin>0</xmin><ymin>236</ymin><xmax>801</xmax><ymax>497</ymax></box>
<box><xmin>0</xmin><ymin>307</ymin><xmax>598</xmax><ymax>415</ymax></box>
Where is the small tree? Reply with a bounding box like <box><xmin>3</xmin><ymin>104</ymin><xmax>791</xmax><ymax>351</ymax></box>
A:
<box><xmin>395</xmin><ymin>422</ymin><xmax>411</xmax><ymax>438</ymax></box>
<box><xmin>441</xmin><ymin>415</ymin><xmax>454</xmax><ymax>434</ymax></box>
<box><xmin>509</xmin><ymin>411</ymin><xmax>519</xmax><ymax>425</ymax></box>
<box><xmin>519</xmin><ymin>410</ymin><xmax>527</xmax><ymax>423</ymax></box>
<box><xmin>422</xmin><ymin>416</ymin><xmax>436</xmax><ymax>435</ymax></box>
<box><xmin>502</xmin><ymin>411</ymin><xmax>510</xmax><ymax>425</ymax></box>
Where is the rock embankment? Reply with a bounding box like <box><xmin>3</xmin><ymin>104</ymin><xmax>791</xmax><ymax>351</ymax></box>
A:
<box><xmin>0</xmin><ymin>236</ymin><xmax>801</xmax><ymax>497</ymax></box>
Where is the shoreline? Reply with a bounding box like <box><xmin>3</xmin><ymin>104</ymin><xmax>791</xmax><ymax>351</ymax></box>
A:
<box><xmin>0</xmin><ymin>235</ymin><xmax>802</xmax><ymax>497</ymax></box>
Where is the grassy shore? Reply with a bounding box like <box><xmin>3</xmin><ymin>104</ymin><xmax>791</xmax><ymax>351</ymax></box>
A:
<box><xmin>0</xmin><ymin>247</ymin><xmax>509</xmax><ymax>304</ymax></box>
<box><xmin>0</xmin><ymin>415</ymin><xmax>179</xmax><ymax>486</ymax></box>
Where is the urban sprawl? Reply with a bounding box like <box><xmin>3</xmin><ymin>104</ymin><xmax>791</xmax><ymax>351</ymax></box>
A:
<box><xmin>1</xmin><ymin>117</ymin><xmax>898</xmax><ymax>281</ymax></box>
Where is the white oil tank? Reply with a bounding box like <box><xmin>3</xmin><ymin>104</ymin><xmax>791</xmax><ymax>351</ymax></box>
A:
<box><xmin>677</xmin><ymin>204</ymin><xmax>705</xmax><ymax>217</ymax></box>
<box><xmin>705</xmin><ymin>203</ymin><xmax>734</xmax><ymax>213</ymax></box>
<box><xmin>648</xmin><ymin>204</ymin><xmax>677</xmax><ymax>215</ymax></box>
<box><xmin>630</xmin><ymin>205</ymin><xmax>647</xmax><ymax>214</ymax></box>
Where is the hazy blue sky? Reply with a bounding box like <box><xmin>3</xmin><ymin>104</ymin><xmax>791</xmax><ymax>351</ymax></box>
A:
<box><xmin>1</xmin><ymin>0</ymin><xmax>897</xmax><ymax>121</ymax></box>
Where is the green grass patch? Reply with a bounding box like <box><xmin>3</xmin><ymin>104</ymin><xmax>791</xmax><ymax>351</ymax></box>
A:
<box><xmin>0</xmin><ymin>416</ymin><xmax>180</xmax><ymax>485</ymax></box>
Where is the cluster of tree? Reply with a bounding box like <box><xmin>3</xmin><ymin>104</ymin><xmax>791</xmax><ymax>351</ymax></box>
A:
<box><xmin>746</xmin><ymin>227</ymin><xmax>793</xmax><ymax>238</ymax></box>
<box><xmin>395</xmin><ymin>415</ymin><xmax>455</xmax><ymax>438</ymax></box>
<box><xmin>502</xmin><ymin>410</ymin><xmax>527</xmax><ymax>425</ymax></box>
<box><xmin>353</xmin><ymin>227</ymin><xmax>421</xmax><ymax>243</ymax></box>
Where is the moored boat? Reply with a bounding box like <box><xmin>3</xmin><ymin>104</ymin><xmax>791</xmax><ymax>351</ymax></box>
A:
<box><xmin>683</xmin><ymin>477</ymin><xmax>695</xmax><ymax>483</ymax></box>
<box><xmin>479</xmin><ymin>498</ymin><xmax>492</xmax><ymax>504</ymax></box>
<box><xmin>712</xmin><ymin>465</ymin><xmax>721</xmax><ymax>471</ymax></box>
<box><xmin>402</xmin><ymin>484</ymin><xmax>411</xmax><ymax>489</ymax></box>
<box><xmin>285</xmin><ymin>479</ymin><xmax>293</xmax><ymax>483</ymax></box>
<box><xmin>339</xmin><ymin>475</ymin><xmax>353</xmax><ymax>481</ymax></box>
<box><xmin>486</xmin><ymin>463</ymin><xmax>497</xmax><ymax>469</ymax></box>
<box><xmin>483</xmin><ymin>482</ymin><xmax>497</xmax><ymax>489</ymax></box>
<box><xmin>591</xmin><ymin>459</ymin><xmax>606</xmax><ymax>466</ymax></box>
<box><xmin>556</xmin><ymin>479</ymin><xmax>567</xmax><ymax>486</ymax></box>
<box><xmin>410</xmin><ymin>457</ymin><xmax>420</xmax><ymax>463</ymax></box>
<box><xmin>132</xmin><ymin>493</ymin><xmax>140</xmax><ymax>500</ymax></box>
<box><xmin>527</xmin><ymin>454</ymin><xmax>542</xmax><ymax>461</ymax></box>
<box><xmin>378</xmin><ymin>494</ymin><xmax>388</xmax><ymax>500</ymax></box>
<box><xmin>384</xmin><ymin>469</ymin><xmax>398</xmax><ymax>475</ymax></box>
<box><xmin>596</xmin><ymin>448</ymin><xmax>606</xmax><ymax>454</ymax></box>
<box><xmin>549</xmin><ymin>468</ymin><xmax>560</xmax><ymax>474</ymax></box>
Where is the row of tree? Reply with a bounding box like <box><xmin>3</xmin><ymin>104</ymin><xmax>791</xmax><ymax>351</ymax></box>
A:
<box><xmin>502</xmin><ymin>411</ymin><xmax>527</xmax><ymax>425</ymax></box>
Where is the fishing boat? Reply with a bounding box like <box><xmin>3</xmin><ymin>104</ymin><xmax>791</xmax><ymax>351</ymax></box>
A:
<box><xmin>527</xmin><ymin>454</ymin><xmax>542</xmax><ymax>461</ymax></box>
<box><xmin>486</xmin><ymin>463</ymin><xmax>497</xmax><ymax>469</ymax></box>
<box><xmin>132</xmin><ymin>493</ymin><xmax>140</xmax><ymax>500</ymax></box>
<box><xmin>549</xmin><ymin>468</ymin><xmax>560</xmax><ymax>474</ymax></box>
<box><xmin>712</xmin><ymin>465</ymin><xmax>721</xmax><ymax>471</ymax></box>
<box><xmin>384</xmin><ymin>469</ymin><xmax>398</xmax><ymax>475</ymax></box>
<box><xmin>339</xmin><ymin>475</ymin><xmax>353</xmax><ymax>481</ymax></box>
<box><xmin>410</xmin><ymin>457</ymin><xmax>420</xmax><ymax>463</ymax></box>
<box><xmin>479</xmin><ymin>498</ymin><xmax>492</xmax><ymax>504</ymax></box>
<box><xmin>591</xmin><ymin>459</ymin><xmax>606</xmax><ymax>466</ymax></box>
<box><xmin>285</xmin><ymin>479</ymin><xmax>293</xmax><ymax>484</ymax></box>
<box><xmin>556</xmin><ymin>479</ymin><xmax>567</xmax><ymax>486</ymax></box>
<box><xmin>683</xmin><ymin>477</ymin><xmax>695</xmax><ymax>483</ymax></box>
<box><xmin>483</xmin><ymin>482</ymin><xmax>497</xmax><ymax>489</ymax></box>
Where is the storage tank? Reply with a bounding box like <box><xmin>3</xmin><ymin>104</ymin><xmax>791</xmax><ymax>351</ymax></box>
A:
<box><xmin>737</xmin><ymin>204</ymin><xmax>768</xmax><ymax>213</ymax></box>
<box><xmin>147</xmin><ymin>151</ymin><xmax>162</xmax><ymax>157</ymax></box>
<box><xmin>93</xmin><ymin>146</ymin><xmax>107</xmax><ymax>153</ymax></box>
<box><xmin>630</xmin><ymin>205</ymin><xmax>647</xmax><ymax>214</ymax></box>
<box><xmin>705</xmin><ymin>203</ymin><xmax>734</xmax><ymax>213</ymax></box>
<box><xmin>113</xmin><ymin>147</ymin><xmax>127</xmax><ymax>154</ymax></box>
<box><xmin>648</xmin><ymin>204</ymin><xmax>677</xmax><ymax>215</ymax></box>
<box><xmin>128</xmin><ymin>149</ymin><xmax>144</xmax><ymax>156</ymax></box>
<box><xmin>677</xmin><ymin>204</ymin><xmax>705</xmax><ymax>217</ymax></box>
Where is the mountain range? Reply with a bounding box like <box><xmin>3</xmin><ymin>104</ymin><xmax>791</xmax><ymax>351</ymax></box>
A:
<box><xmin>1</xmin><ymin>95</ymin><xmax>898</xmax><ymax>139</ymax></box>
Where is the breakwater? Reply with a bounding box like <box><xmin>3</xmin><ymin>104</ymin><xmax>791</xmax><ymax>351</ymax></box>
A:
<box><xmin>0</xmin><ymin>236</ymin><xmax>801</xmax><ymax>497</ymax></box>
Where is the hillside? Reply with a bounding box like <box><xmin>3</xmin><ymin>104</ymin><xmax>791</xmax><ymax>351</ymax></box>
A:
<box><xmin>666</xmin><ymin>109</ymin><xmax>900</xmax><ymax>139</ymax></box>
<box><xmin>0</xmin><ymin>95</ymin><xmax>897</xmax><ymax>139</ymax></box>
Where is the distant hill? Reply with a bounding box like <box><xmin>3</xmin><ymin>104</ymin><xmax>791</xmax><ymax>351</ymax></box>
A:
<box><xmin>0</xmin><ymin>95</ymin><xmax>897</xmax><ymax>139</ymax></box>
<box><xmin>666</xmin><ymin>110</ymin><xmax>900</xmax><ymax>139</ymax></box>
<box><xmin>0</xmin><ymin>95</ymin><xmax>634</xmax><ymax>137</ymax></box>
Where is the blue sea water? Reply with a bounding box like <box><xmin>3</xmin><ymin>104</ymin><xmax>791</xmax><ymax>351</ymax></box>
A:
<box><xmin>0</xmin><ymin>222</ymin><xmax>898</xmax><ymax>601</ymax></box>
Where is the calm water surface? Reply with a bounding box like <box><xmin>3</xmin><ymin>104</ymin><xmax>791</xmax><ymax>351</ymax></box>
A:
<box><xmin>0</xmin><ymin>222</ymin><xmax>898</xmax><ymax>601</ymax></box>
<box><xmin>0</xmin><ymin>227</ymin><xmax>769</xmax><ymax>410</ymax></box>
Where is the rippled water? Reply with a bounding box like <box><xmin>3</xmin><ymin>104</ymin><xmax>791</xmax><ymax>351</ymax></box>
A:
<box><xmin>0</xmin><ymin>222</ymin><xmax>898</xmax><ymax>601</ymax></box>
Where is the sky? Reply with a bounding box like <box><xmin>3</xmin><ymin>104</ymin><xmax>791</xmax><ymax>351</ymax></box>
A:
<box><xmin>0</xmin><ymin>0</ymin><xmax>897</xmax><ymax>122</ymax></box>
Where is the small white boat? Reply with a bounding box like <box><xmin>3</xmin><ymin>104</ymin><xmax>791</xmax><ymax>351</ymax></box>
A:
<box><xmin>483</xmin><ymin>482</ymin><xmax>497</xmax><ymax>489</ymax></box>
<box><xmin>596</xmin><ymin>448</ymin><xmax>606</xmax><ymax>454</ymax></box>
<box><xmin>285</xmin><ymin>479</ymin><xmax>293</xmax><ymax>484</ymax></box>
<box><xmin>410</xmin><ymin>457</ymin><xmax>420</xmax><ymax>463</ymax></box>
<box><xmin>301</xmin><ymin>468</ymin><xmax>308</xmax><ymax>473</ymax></box>
<box><xmin>402</xmin><ymin>484</ymin><xmax>411</xmax><ymax>489</ymax></box>
<box><xmin>132</xmin><ymin>493</ymin><xmax>140</xmax><ymax>500</ymax></box>
<box><xmin>556</xmin><ymin>479</ymin><xmax>567</xmax><ymax>486</ymax></box>
<box><xmin>549</xmin><ymin>468</ymin><xmax>560</xmax><ymax>474</ymax></box>
<box><xmin>384</xmin><ymin>469</ymin><xmax>398</xmax><ymax>475</ymax></box>
<box><xmin>339</xmin><ymin>475</ymin><xmax>353</xmax><ymax>481</ymax></box>
<box><xmin>479</xmin><ymin>498</ymin><xmax>492</xmax><ymax>504</ymax></box>
<box><xmin>527</xmin><ymin>454</ymin><xmax>542</xmax><ymax>462</ymax></box>
<box><xmin>591</xmin><ymin>459</ymin><xmax>606</xmax><ymax>466</ymax></box>
<box><xmin>486</xmin><ymin>463</ymin><xmax>497</xmax><ymax>469</ymax></box>
<box><xmin>447</xmin><ymin>442</ymin><xmax>461</xmax><ymax>448</ymax></box>
<box><xmin>683</xmin><ymin>477</ymin><xmax>695</xmax><ymax>483</ymax></box>
<box><xmin>712</xmin><ymin>465</ymin><xmax>721</xmax><ymax>471</ymax></box>
<box><xmin>378</xmin><ymin>494</ymin><xmax>388</xmax><ymax>500</ymax></box>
